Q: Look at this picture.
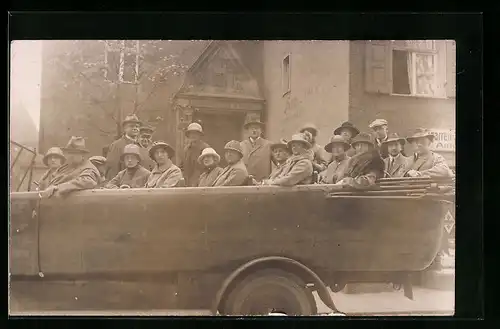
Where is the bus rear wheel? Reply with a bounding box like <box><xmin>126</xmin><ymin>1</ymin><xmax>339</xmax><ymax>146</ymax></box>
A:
<box><xmin>223</xmin><ymin>269</ymin><xmax>317</xmax><ymax>316</ymax></box>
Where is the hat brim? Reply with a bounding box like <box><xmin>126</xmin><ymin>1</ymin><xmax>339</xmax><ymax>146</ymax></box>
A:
<box><xmin>270</xmin><ymin>144</ymin><xmax>291</xmax><ymax>152</ymax></box>
<box><xmin>299</xmin><ymin>127</ymin><xmax>318</xmax><ymax>136</ymax></box>
<box><xmin>243</xmin><ymin>121</ymin><xmax>265</xmax><ymax>129</ymax></box>
<box><xmin>224</xmin><ymin>147</ymin><xmax>244</xmax><ymax>157</ymax></box>
<box><xmin>381</xmin><ymin>138</ymin><xmax>406</xmax><ymax>146</ymax></box>
<box><xmin>198</xmin><ymin>153</ymin><xmax>221</xmax><ymax>165</ymax></box>
<box><xmin>334</xmin><ymin>126</ymin><xmax>360</xmax><ymax>136</ymax></box>
<box><xmin>287</xmin><ymin>140</ymin><xmax>312</xmax><ymax>149</ymax></box>
<box><xmin>43</xmin><ymin>153</ymin><xmax>66</xmax><ymax>167</ymax></box>
<box><xmin>185</xmin><ymin>130</ymin><xmax>204</xmax><ymax>137</ymax></box>
<box><xmin>324</xmin><ymin>141</ymin><xmax>351</xmax><ymax>153</ymax></box>
<box><xmin>406</xmin><ymin>134</ymin><xmax>435</xmax><ymax>143</ymax></box>
<box><xmin>61</xmin><ymin>147</ymin><xmax>90</xmax><ymax>154</ymax></box>
<box><xmin>149</xmin><ymin>144</ymin><xmax>175</xmax><ymax>160</ymax></box>
<box><xmin>121</xmin><ymin>152</ymin><xmax>142</xmax><ymax>162</ymax></box>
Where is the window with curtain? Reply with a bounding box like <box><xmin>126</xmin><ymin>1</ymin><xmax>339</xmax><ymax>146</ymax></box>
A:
<box><xmin>104</xmin><ymin>40</ymin><xmax>140</xmax><ymax>83</ymax></box>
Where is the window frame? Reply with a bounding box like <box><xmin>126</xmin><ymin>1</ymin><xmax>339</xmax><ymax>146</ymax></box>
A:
<box><xmin>389</xmin><ymin>40</ymin><xmax>443</xmax><ymax>99</ymax></box>
<box><xmin>282</xmin><ymin>53</ymin><xmax>291</xmax><ymax>96</ymax></box>
<box><xmin>104</xmin><ymin>40</ymin><xmax>140</xmax><ymax>84</ymax></box>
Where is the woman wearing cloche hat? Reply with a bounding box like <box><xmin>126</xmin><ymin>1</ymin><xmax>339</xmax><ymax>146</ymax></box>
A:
<box><xmin>37</xmin><ymin>147</ymin><xmax>66</xmax><ymax>191</ymax></box>
<box><xmin>211</xmin><ymin>140</ymin><xmax>249</xmax><ymax>187</ymax></box>
<box><xmin>145</xmin><ymin>141</ymin><xmax>184</xmax><ymax>188</ymax></box>
<box><xmin>105</xmin><ymin>144</ymin><xmax>151</xmax><ymax>189</ymax></box>
<box><xmin>197</xmin><ymin>148</ymin><xmax>224</xmax><ymax>187</ymax></box>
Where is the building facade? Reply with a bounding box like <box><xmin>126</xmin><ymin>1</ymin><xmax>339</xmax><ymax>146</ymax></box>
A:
<box><xmin>39</xmin><ymin>40</ymin><xmax>455</xmax><ymax>167</ymax></box>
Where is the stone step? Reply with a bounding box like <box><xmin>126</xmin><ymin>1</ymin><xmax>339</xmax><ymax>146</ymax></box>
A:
<box><xmin>420</xmin><ymin>269</ymin><xmax>455</xmax><ymax>291</ymax></box>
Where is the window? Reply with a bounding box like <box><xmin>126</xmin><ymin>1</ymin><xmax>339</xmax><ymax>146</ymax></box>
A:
<box><xmin>282</xmin><ymin>54</ymin><xmax>291</xmax><ymax>96</ymax></box>
<box><xmin>104</xmin><ymin>40</ymin><xmax>140</xmax><ymax>83</ymax></box>
<box><xmin>391</xmin><ymin>41</ymin><xmax>438</xmax><ymax>97</ymax></box>
<box><xmin>365</xmin><ymin>40</ymin><xmax>448</xmax><ymax>98</ymax></box>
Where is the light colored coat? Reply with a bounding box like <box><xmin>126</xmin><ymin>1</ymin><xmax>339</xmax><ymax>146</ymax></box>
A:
<box><xmin>384</xmin><ymin>153</ymin><xmax>411</xmax><ymax>178</ymax></box>
<box><xmin>405</xmin><ymin>151</ymin><xmax>454</xmax><ymax>178</ymax></box>
<box><xmin>197</xmin><ymin>166</ymin><xmax>224</xmax><ymax>187</ymax></box>
<box><xmin>211</xmin><ymin>160</ymin><xmax>248</xmax><ymax>187</ymax></box>
<box><xmin>105</xmin><ymin>135</ymin><xmax>138</xmax><ymax>180</ymax></box>
<box><xmin>145</xmin><ymin>163</ymin><xmax>183</xmax><ymax>188</ymax></box>
<box><xmin>320</xmin><ymin>154</ymin><xmax>350</xmax><ymax>184</ymax></box>
<box><xmin>240</xmin><ymin>137</ymin><xmax>272</xmax><ymax>181</ymax></box>
<box><xmin>268</xmin><ymin>154</ymin><xmax>313</xmax><ymax>187</ymax></box>
<box><xmin>48</xmin><ymin>159</ymin><xmax>100</xmax><ymax>194</ymax></box>
<box><xmin>105</xmin><ymin>165</ymin><xmax>151</xmax><ymax>189</ymax></box>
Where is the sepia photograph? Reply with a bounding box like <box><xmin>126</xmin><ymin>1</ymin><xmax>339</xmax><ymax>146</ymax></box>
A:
<box><xmin>10</xmin><ymin>39</ymin><xmax>456</xmax><ymax>316</ymax></box>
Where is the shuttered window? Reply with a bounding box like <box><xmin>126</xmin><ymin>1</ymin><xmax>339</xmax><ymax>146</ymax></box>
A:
<box><xmin>365</xmin><ymin>40</ymin><xmax>454</xmax><ymax>99</ymax></box>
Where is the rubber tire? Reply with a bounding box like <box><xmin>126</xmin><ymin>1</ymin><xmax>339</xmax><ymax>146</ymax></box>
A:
<box><xmin>223</xmin><ymin>269</ymin><xmax>318</xmax><ymax>316</ymax></box>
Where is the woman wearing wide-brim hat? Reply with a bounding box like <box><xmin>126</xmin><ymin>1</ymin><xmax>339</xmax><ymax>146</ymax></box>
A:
<box><xmin>404</xmin><ymin>128</ymin><xmax>454</xmax><ymax>178</ymax></box>
<box><xmin>145</xmin><ymin>141</ymin><xmax>184</xmax><ymax>188</ymax></box>
<box><xmin>105</xmin><ymin>144</ymin><xmax>151</xmax><ymax>189</ymax></box>
<box><xmin>333</xmin><ymin>122</ymin><xmax>360</xmax><ymax>157</ymax></box>
<box><xmin>211</xmin><ymin>140</ymin><xmax>249</xmax><ymax>187</ymax></box>
<box><xmin>350</xmin><ymin>132</ymin><xmax>376</xmax><ymax>155</ymax></box>
<box><xmin>197</xmin><ymin>147</ymin><xmax>224</xmax><ymax>187</ymax></box>
<box><xmin>41</xmin><ymin>137</ymin><xmax>100</xmax><ymax>198</ymax></box>
<box><xmin>260</xmin><ymin>133</ymin><xmax>314</xmax><ymax>187</ymax></box>
<box><xmin>37</xmin><ymin>147</ymin><xmax>66</xmax><ymax>191</ymax></box>
<box><xmin>319</xmin><ymin>135</ymin><xmax>351</xmax><ymax>184</ymax></box>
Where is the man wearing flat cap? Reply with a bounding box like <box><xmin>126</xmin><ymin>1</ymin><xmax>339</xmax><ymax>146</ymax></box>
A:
<box><xmin>138</xmin><ymin>125</ymin><xmax>156</xmax><ymax>171</ymax></box>
<box><xmin>106</xmin><ymin>144</ymin><xmax>151</xmax><ymax>189</ymax></box>
<box><xmin>180</xmin><ymin>122</ymin><xmax>210</xmax><ymax>187</ymax></box>
<box><xmin>404</xmin><ymin>128</ymin><xmax>454</xmax><ymax>178</ymax></box>
<box><xmin>319</xmin><ymin>135</ymin><xmax>351</xmax><ymax>184</ymax></box>
<box><xmin>240</xmin><ymin>118</ymin><xmax>272</xmax><ymax>182</ymax></box>
<box><xmin>106</xmin><ymin>114</ymin><xmax>142</xmax><ymax>180</ymax></box>
<box><xmin>212</xmin><ymin>140</ymin><xmax>249</xmax><ymax>187</ymax></box>
<box><xmin>381</xmin><ymin>133</ymin><xmax>411</xmax><ymax>178</ymax></box>
<box><xmin>40</xmin><ymin>137</ymin><xmax>100</xmax><ymax>198</ymax></box>
<box><xmin>369</xmin><ymin>119</ymin><xmax>390</xmax><ymax>158</ymax></box>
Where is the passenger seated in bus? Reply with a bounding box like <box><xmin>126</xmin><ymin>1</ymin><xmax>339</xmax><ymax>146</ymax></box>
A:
<box><xmin>89</xmin><ymin>156</ymin><xmax>108</xmax><ymax>187</ymax></box>
<box><xmin>38</xmin><ymin>147</ymin><xmax>66</xmax><ymax>191</ymax></box>
<box><xmin>197</xmin><ymin>148</ymin><xmax>224</xmax><ymax>187</ymax></box>
<box><xmin>335</xmin><ymin>133</ymin><xmax>384</xmax><ymax>189</ymax></box>
<box><xmin>105</xmin><ymin>144</ymin><xmax>150</xmax><ymax>189</ymax></box>
<box><xmin>300</xmin><ymin>124</ymin><xmax>329</xmax><ymax>172</ymax></box>
<box><xmin>211</xmin><ymin>140</ymin><xmax>249</xmax><ymax>187</ymax></box>
<box><xmin>145</xmin><ymin>141</ymin><xmax>184</xmax><ymax>188</ymax></box>
<box><xmin>40</xmin><ymin>137</ymin><xmax>100</xmax><ymax>198</ymax></box>
<box><xmin>260</xmin><ymin>133</ymin><xmax>313</xmax><ymax>187</ymax></box>
<box><xmin>318</xmin><ymin>135</ymin><xmax>351</xmax><ymax>184</ymax></box>
<box><xmin>404</xmin><ymin>128</ymin><xmax>455</xmax><ymax>178</ymax></box>
<box><xmin>380</xmin><ymin>133</ymin><xmax>411</xmax><ymax>178</ymax></box>
<box><xmin>269</xmin><ymin>139</ymin><xmax>291</xmax><ymax>179</ymax></box>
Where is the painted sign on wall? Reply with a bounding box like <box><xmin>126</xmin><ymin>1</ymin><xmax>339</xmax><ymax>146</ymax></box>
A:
<box><xmin>429</xmin><ymin>129</ymin><xmax>455</xmax><ymax>152</ymax></box>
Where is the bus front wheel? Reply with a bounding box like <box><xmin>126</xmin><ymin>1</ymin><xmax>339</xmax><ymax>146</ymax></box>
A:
<box><xmin>223</xmin><ymin>269</ymin><xmax>317</xmax><ymax>316</ymax></box>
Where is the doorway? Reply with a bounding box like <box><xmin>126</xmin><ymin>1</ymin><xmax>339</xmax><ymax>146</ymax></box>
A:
<box><xmin>195</xmin><ymin>111</ymin><xmax>246</xmax><ymax>167</ymax></box>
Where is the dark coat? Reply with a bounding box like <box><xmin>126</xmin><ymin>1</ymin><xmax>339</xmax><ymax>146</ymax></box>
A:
<box><xmin>180</xmin><ymin>140</ymin><xmax>210</xmax><ymax>187</ymax></box>
<box><xmin>105</xmin><ymin>165</ymin><xmax>151</xmax><ymax>189</ymax></box>
<box><xmin>240</xmin><ymin>137</ymin><xmax>272</xmax><ymax>181</ymax></box>
<box><xmin>38</xmin><ymin>168</ymin><xmax>58</xmax><ymax>191</ymax></box>
<box><xmin>339</xmin><ymin>150</ymin><xmax>385</xmax><ymax>189</ymax></box>
<box><xmin>105</xmin><ymin>135</ymin><xmax>138</xmax><ymax>180</ymax></box>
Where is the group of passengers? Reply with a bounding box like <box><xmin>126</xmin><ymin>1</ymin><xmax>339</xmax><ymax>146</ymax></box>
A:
<box><xmin>36</xmin><ymin>114</ymin><xmax>454</xmax><ymax>199</ymax></box>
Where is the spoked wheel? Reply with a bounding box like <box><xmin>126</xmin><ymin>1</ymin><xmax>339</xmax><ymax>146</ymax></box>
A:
<box><xmin>223</xmin><ymin>269</ymin><xmax>317</xmax><ymax>316</ymax></box>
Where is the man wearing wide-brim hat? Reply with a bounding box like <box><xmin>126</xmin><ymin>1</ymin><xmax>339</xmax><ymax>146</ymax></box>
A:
<box><xmin>180</xmin><ymin>122</ymin><xmax>211</xmax><ymax>187</ymax></box>
<box><xmin>369</xmin><ymin>118</ymin><xmax>390</xmax><ymax>158</ymax></box>
<box><xmin>105</xmin><ymin>144</ymin><xmax>151</xmax><ymax>189</ymax></box>
<box><xmin>138</xmin><ymin>125</ymin><xmax>156</xmax><ymax>171</ymax></box>
<box><xmin>380</xmin><ymin>133</ymin><xmax>411</xmax><ymax>178</ymax></box>
<box><xmin>211</xmin><ymin>140</ymin><xmax>249</xmax><ymax>187</ymax></box>
<box><xmin>105</xmin><ymin>114</ymin><xmax>142</xmax><ymax>181</ymax></box>
<box><xmin>197</xmin><ymin>147</ymin><xmax>224</xmax><ymax>187</ymax></box>
<box><xmin>335</xmin><ymin>133</ymin><xmax>385</xmax><ymax>189</ymax></box>
<box><xmin>404</xmin><ymin>128</ymin><xmax>454</xmax><ymax>178</ymax></box>
<box><xmin>261</xmin><ymin>133</ymin><xmax>314</xmax><ymax>187</ymax></box>
<box><xmin>40</xmin><ymin>136</ymin><xmax>100</xmax><ymax>198</ymax></box>
<box><xmin>319</xmin><ymin>135</ymin><xmax>351</xmax><ymax>184</ymax></box>
<box><xmin>240</xmin><ymin>118</ymin><xmax>272</xmax><ymax>182</ymax></box>
<box><xmin>145</xmin><ymin>141</ymin><xmax>184</xmax><ymax>188</ymax></box>
<box><xmin>333</xmin><ymin>121</ymin><xmax>360</xmax><ymax>157</ymax></box>
<box><xmin>300</xmin><ymin>123</ymin><xmax>330</xmax><ymax>173</ymax></box>
<box><xmin>38</xmin><ymin>147</ymin><xmax>66</xmax><ymax>191</ymax></box>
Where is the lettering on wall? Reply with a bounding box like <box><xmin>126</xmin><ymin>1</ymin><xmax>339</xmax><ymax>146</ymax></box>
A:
<box><xmin>429</xmin><ymin>129</ymin><xmax>455</xmax><ymax>152</ymax></box>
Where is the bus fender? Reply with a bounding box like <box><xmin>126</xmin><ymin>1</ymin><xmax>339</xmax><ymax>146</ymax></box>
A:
<box><xmin>212</xmin><ymin>256</ymin><xmax>340</xmax><ymax>315</ymax></box>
